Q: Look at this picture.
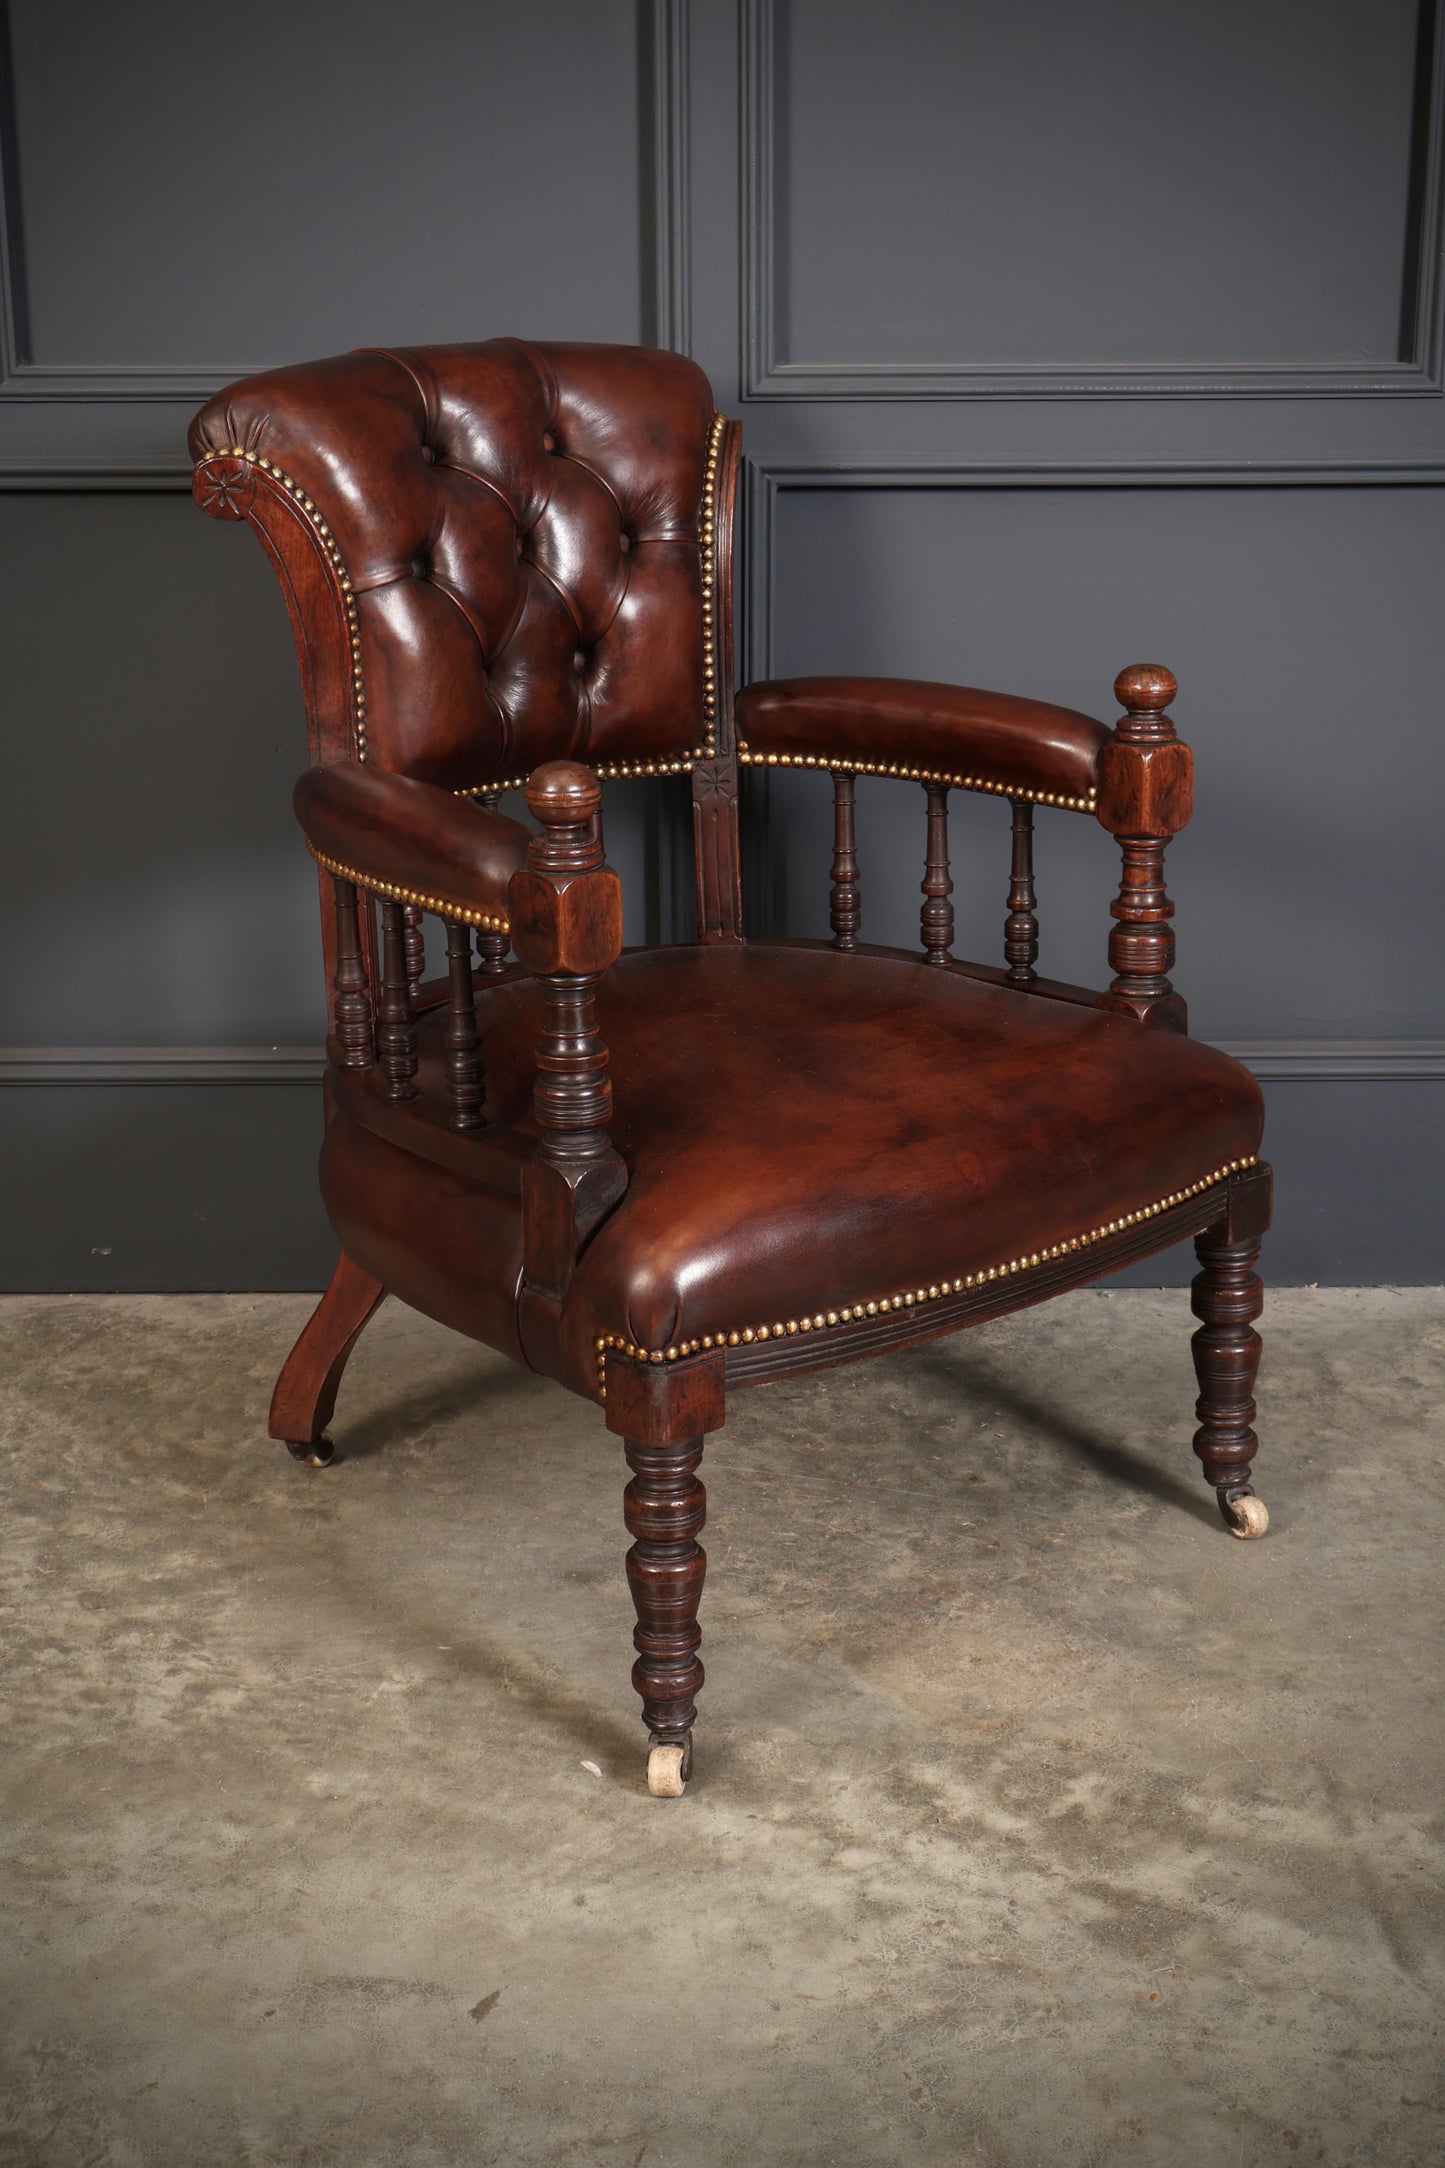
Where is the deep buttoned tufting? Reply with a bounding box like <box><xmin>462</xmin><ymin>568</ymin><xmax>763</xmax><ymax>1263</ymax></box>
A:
<box><xmin>188</xmin><ymin>340</ymin><xmax>719</xmax><ymax>792</ymax></box>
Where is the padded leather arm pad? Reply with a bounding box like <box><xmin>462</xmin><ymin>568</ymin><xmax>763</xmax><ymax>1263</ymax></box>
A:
<box><xmin>734</xmin><ymin>676</ymin><xmax>1111</xmax><ymax>808</ymax></box>
<box><xmin>293</xmin><ymin>764</ymin><xmax>532</xmax><ymax>930</ymax></box>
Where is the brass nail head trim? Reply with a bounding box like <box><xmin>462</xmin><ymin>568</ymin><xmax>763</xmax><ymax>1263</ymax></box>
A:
<box><xmin>307</xmin><ymin>841</ymin><xmax>509</xmax><ymax>931</ymax></box>
<box><xmin>593</xmin><ymin>1155</ymin><xmax>1257</xmax><ymax>1396</ymax></box>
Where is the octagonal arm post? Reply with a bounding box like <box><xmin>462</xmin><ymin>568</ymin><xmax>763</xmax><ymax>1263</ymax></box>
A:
<box><xmin>509</xmin><ymin>762</ymin><xmax>628</xmax><ymax>1301</ymax></box>
<box><xmin>1095</xmin><ymin>664</ymin><xmax>1193</xmax><ymax>1033</ymax></box>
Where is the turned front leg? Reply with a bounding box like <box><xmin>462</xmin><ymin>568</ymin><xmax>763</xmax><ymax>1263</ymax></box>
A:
<box><xmin>624</xmin><ymin>1435</ymin><xmax>707</xmax><ymax>1775</ymax></box>
<box><xmin>1191</xmin><ymin>1225</ymin><xmax>1268</xmax><ymax>1537</ymax></box>
<box><xmin>605</xmin><ymin>1348</ymin><xmax>726</xmax><ymax>1795</ymax></box>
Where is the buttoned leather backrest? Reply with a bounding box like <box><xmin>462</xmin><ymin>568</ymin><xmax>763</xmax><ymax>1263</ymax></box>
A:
<box><xmin>189</xmin><ymin>341</ymin><xmax>721</xmax><ymax>793</ymax></box>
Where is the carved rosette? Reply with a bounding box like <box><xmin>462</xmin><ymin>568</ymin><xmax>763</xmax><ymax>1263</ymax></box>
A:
<box><xmin>193</xmin><ymin>454</ymin><xmax>258</xmax><ymax>520</ymax></box>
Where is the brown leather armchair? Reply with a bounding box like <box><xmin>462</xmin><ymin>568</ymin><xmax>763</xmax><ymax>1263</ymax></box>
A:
<box><xmin>191</xmin><ymin>340</ymin><xmax>1270</xmax><ymax>1798</ymax></box>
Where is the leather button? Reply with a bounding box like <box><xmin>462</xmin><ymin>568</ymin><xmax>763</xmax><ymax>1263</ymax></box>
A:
<box><xmin>619</xmin><ymin>533</ymin><xmax>631</xmax><ymax>553</ymax></box>
<box><xmin>542</xmin><ymin>431</ymin><xmax>556</xmax><ymax>453</ymax></box>
<box><xmin>573</xmin><ymin>649</ymin><xmax>587</xmax><ymax>673</ymax></box>
<box><xmin>420</xmin><ymin>445</ymin><xmax>436</xmax><ymax>465</ymax></box>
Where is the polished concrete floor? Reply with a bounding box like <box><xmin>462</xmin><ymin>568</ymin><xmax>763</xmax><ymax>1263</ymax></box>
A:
<box><xmin>1</xmin><ymin>1287</ymin><xmax>1442</xmax><ymax>2167</ymax></box>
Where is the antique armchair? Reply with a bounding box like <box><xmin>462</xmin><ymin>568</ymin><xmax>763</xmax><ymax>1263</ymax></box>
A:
<box><xmin>190</xmin><ymin>340</ymin><xmax>1270</xmax><ymax>1797</ymax></box>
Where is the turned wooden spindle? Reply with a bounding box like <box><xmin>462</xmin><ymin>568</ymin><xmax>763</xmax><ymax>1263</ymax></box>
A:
<box><xmin>476</xmin><ymin>791</ymin><xmax>512</xmax><ymax>975</ymax></box>
<box><xmin>511</xmin><ymin>762</ymin><xmax>627</xmax><ymax>1300</ymax></box>
<box><xmin>442</xmin><ymin>917</ymin><xmax>484</xmax><ymax>1130</ymax></box>
<box><xmin>1191</xmin><ymin>1226</ymin><xmax>1266</xmax><ymax>1533</ymax></box>
<box><xmin>624</xmin><ymin>1434</ymin><xmax>708</xmax><ymax>1773</ymax></box>
<box><xmin>533</xmin><ymin>971</ymin><xmax>613</xmax><ymax>1165</ymax></box>
<box><xmin>1004</xmin><ymin>797</ymin><xmax>1038</xmax><ymax>985</ymax></box>
<box><xmin>377</xmin><ymin>899</ymin><xmax>419</xmax><ymax>1101</ymax></box>
<box><xmin>524</xmin><ymin>769</ymin><xmax>613</xmax><ymax>1163</ymax></box>
<box><xmin>920</xmin><ymin>782</ymin><xmax>954</xmax><ymax>965</ymax></box>
<box><xmin>476</xmin><ymin>925</ymin><xmax>511</xmax><ymax>976</ymax></box>
<box><xmin>829</xmin><ymin>771</ymin><xmax>861</xmax><ymax>950</ymax></box>
<box><xmin>330</xmin><ymin>875</ymin><xmax>374</xmax><ymax>1070</ymax></box>
<box><xmin>402</xmin><ymin>902</ymin><xmax>426</xmax><ymax>993</ymax></box>
<box><xmin>1096</xmin><ymin>664</ymin><xmax>1192</xmax><ymax>1032</ymax></box>
<box><xmin>604</xmin><ymin>1348</ymin><xmax>724</xmax><ymax>1794</ymax></box>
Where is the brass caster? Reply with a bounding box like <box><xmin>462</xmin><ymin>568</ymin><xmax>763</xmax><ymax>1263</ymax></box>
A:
<box><xmin>1221</xmin><ymin>1490</ymin><xmax>1269</xmax><ymax>1539</ymax></box>
<box><xmin>646</xmin><ymin>1736</ymin><xmax>691</xmax><ymax>1798</ymax></box>
<box><xmin>284</xmin><ymin>1434</ymin><xmax>335</xmax><ymax>1469</ymax></box>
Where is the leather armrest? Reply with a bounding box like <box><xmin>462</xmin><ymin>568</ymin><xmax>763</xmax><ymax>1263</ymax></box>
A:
<box><xmin>293</xmin><ymin>764</ymin><xmax>532</xmax><ymax>929</ymax></box>
<box><xmin>734</xmin><ymin>676</ymin><xmax>1110</xmax><ymax>808</ymax></box>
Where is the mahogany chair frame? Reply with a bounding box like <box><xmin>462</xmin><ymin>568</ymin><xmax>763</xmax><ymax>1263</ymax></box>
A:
<box><xmin>192</xmin><ymin>351</ymin><xmax>1270</xmax><ymax>1799</ymax></box>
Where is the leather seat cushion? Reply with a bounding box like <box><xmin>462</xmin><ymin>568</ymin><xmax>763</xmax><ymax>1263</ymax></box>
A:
<box><xmin>384</xmin><ymin>945</ymin><xmax>1263</xmax><ymax>1394</ymax></box>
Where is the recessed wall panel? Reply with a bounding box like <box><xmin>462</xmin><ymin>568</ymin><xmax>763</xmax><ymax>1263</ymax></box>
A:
<box><xmin>762</xmin><ymin>0</ymin><xmax>1429</xmax><ymax>383</ymax></box>
<box><xmin>4</xmin><ymin>0</ymin><xmax>642</xmax><ymax>374</ymax></box>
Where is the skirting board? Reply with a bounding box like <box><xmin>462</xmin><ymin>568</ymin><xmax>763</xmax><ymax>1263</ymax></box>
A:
<box><xmin>2</xmin><ymin>1041</ymin><xmax>1443</xmax><ymax>1084</ymax></box>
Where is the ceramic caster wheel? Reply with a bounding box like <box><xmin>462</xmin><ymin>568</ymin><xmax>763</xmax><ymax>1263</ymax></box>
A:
<box><xmin>284</xmin><ymin>1434</ymin><xmax>335</xmax><ymax>1469</ymax></box>
<box><xmin>1222</xmin><ymin>1491</ymin><xmax>1269</xmax><ymax>1539</ymax></box>
<box><xmin>646</xmin><ymin>1742</ymin><xmax>689</xmax><ymax>1798</ymax></box>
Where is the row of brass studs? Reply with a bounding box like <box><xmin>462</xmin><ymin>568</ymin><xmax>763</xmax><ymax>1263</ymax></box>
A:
<box><xmin>698</xmin><ymin>412</ymin><xmax>725</xmax><ymax>748</ymax></box>
<box><xmin>454</xmin><ymin>412</ymin><xmax>729</xmax><ymax>801</ymax></box>
<box><xmin>737</xmin><ymin>746</ymin><xmax>1096</xmax><ymax>814</ymax></box>
<box><xmin>217</xmin><ymin>447</ymin><xmax>368</xmax><ymax>761</ymax></box>
<box><xmin>593</xmin><ymin>1155</ymin><xmax>1257</xmax><ymax>1397</ymax></box>
<box><xmin>306</xmin><ymin>843</ymin><xmax>510</xmax><ymax>932</ymax></box>
<box><xmin>461</xmin><ymin>752</ymin><xmax>707</xmax><ymax>799</ymax></box>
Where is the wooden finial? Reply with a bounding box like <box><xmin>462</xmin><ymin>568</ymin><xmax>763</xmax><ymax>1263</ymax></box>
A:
<box><xmin>1114</xmin><ymin>662</ymin><xmax>1177</xmax><ymax>711</ymax></box>
<box><xmin>524</xmin><ymin>762</ymin><xmax>604</xmax><ymax>876</ymax></box>
<box><xmin>525</xmin><ymin>760</ymin><xmax>602</xmax><ymax>828</ymax></box>
<box><xmin>1113</xmin><ymin>665</ymin><xmax>1179</xmax><ymax>745</ymax></box>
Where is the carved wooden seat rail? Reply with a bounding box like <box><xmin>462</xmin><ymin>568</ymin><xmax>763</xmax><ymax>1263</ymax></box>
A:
<box><xmin>191</xmin><ymin>339</ymin><xmax>1270</xmax><ymax>1799</ymax></box>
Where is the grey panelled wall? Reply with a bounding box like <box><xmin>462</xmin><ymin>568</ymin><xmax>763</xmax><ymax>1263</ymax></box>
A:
<box><xmin>1</xmin><ymin>0</ymin><xmax>1442</xmax><ymax>1288</ymax></box>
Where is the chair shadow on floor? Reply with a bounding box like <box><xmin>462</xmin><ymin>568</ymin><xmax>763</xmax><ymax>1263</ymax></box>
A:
<box><xmin>290</xmin><ymin>1322</ymin><xmax>1218</xmax><ymax>1774</ymax></box>
<box><xmin>907</xmin><ymin>1339</ymin><xmax>1220</xmax><ymax>1528</ymax></box>
<box><xmin>295</xmin><ymin>1353</ymin><xmax>647</xmax><ymax>1768</ymax></box>
<box><xmin>328</xmin><ymin>1354</ymin><xmax>543</xmax><ymax>1464</ymax></box>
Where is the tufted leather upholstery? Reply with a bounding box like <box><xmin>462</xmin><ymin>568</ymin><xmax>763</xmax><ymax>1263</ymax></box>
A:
<box><xmin>189</xmin><ymin>341</ymin><xmax>719</xmax><ymax>792</ymax></box>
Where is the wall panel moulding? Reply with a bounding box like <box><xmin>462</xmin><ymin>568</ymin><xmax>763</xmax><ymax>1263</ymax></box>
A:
<box><xmin>741</xmin><ymin>0</ymin><xmax>1445</xmax><ymax>402</ymax></box>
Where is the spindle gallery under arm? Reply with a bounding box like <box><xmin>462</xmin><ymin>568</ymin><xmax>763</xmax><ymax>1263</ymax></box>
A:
<box><xmin>191</xmin><ymin>339</ymin><xmax>1270</xmax><ymax>1799</ymax></box>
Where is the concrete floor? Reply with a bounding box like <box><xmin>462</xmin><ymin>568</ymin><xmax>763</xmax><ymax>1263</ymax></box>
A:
<box><xmin>1</xmin><ymin>1288</ymin><xmax>1442</xmax><ymax>2168</ymax></box>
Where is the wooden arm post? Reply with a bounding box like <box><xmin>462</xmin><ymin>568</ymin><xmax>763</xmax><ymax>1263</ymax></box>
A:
<box><xmin>1095</xmin><ymin>664</ymin><xmax>1192</xmax><ymax>1033</ymax></box>
<box><xmin>509</xmin><ymin>763</ymin><xmax>627</xmax><ymax>1301</ymax></box>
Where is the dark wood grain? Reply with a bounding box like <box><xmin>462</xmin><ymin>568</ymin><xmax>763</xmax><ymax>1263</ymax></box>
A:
<box><xmin>829</xmin><ymin>771</ymin><xmax>861</xmax><ymax>949</ymax></box>
<box><xmin>623</xmin><ymin>1433</ymin><xmax>707</xmax><ymax>1767</ymax></box>
<box><xmin>1005</xmin><ymin>797</ymin><xmax>1038</xmax><ymax>984</ymax></box>
<box><xmin>377</xmin><ymin>899</ymin><xmax>420</xmax><ymax>1102</ymax></box>
<box><xmin>477</xmin><ymin>793</ymin><xmax>513</xmax><ymax>975</ymax></box>
<box><xmin>1191</xmin><ymin>1223</ymin><xmax>1265</xmax><ymax>1520</ymax></box>
<box><xmin>512</xmin><ymin>764</ymin><xmax>627</xmax><ymax>1300</ymax></box>
<box><xmin>330</xmin><ymin>875</ymin><xmax>374</xmax><ymax>1071</ymax></box>
<box><xmin>442</xmin><ymin>917</ymin><xmax>484</xmax><ymax>1131</ymax></box>
<box><xmin>921</xmin><ymin>781</ymin><xmax>954</xmax><ymax>964</ymax></box>
<box><xmin>268</xmin><ymin>1249</ymin><xmax>387</xmax><ymax>1459</ymax></box>
<box><xmin>402</xmin><ymin>902</ymin><xmax>426</xmax><ymax>992</ymax></box>
<box><xmin>1096</xmin><ymin>665</ymin><xmax>1191</xmax><ymax>1032</ymax></box>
